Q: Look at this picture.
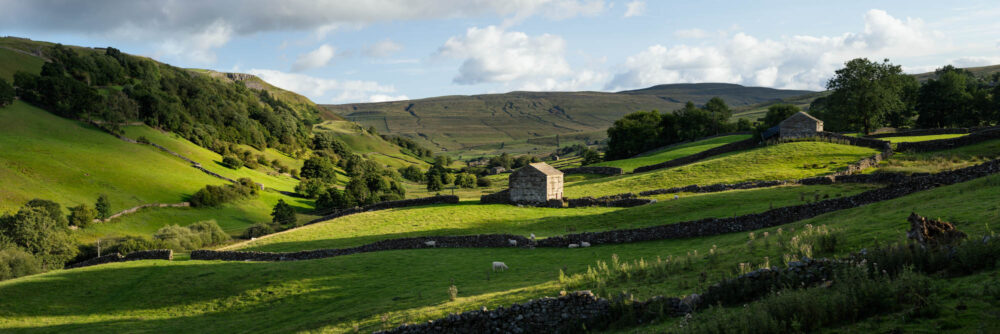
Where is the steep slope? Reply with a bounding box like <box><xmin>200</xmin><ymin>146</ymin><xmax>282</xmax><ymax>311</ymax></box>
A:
<box><xmin>322</xmin><ymin>84</ymin><xmax>814</xmax><ymax>155</ymax></box>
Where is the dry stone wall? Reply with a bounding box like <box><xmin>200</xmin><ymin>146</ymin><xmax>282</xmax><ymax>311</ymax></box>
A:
<box><xmin>94</xmin><ymin>202</ymin><xmax>190</xmax><ymax>223</ymax></box>
<box><xmin>896</xmin><ymin>127</ymin><xmax>1000</xmax><ymax>152</ymax></box>
<box><xmin>865</xmin><ymin>127</ymin><xmax>972</xmax><ymax>138</ymax></box>
<box><xmin>560</xmin><ymin>166</ymin><xmax>624</xmax><ymax>175</ymax></box>
<box><xmin>376</xmin><ymin>291</ymin><xmax>613</xmax><ymax>334</ymax></box>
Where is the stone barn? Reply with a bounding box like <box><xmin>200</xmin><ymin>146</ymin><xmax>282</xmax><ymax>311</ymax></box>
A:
<box><xmin>779</xmin><ymin>111</ymin><xmax>823</xmax><ymax>138</ymax></box>
<box><xmin>509</xmin><ymin>162</ymin><xmax>563</xmax><ymax>204</ymax></box>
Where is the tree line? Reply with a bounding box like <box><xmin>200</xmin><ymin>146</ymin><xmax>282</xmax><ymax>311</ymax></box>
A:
<box><xmin>10</xmin><ymin>44</ymin><xmax>319</xmax><ymax>156</ymax></box>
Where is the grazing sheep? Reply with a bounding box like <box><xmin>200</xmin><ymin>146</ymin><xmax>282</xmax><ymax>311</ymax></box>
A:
<box><xmin>674</xmin><ymin>195</ymin><xmax>679</xmax><ymax>200</ymax></box>
<box><xmin>568</xmin><ymin>243</ymin><xmax>579</xmax><ymax>248</ymax></box>
<box><xmin>580</xmin><ymin>241</ymin><xmax>591</xmax><ymax>247</ymax></box>
<box><xmin>529</xmin><ymin>233</ymin><xmax>536</xmax><ymax>241</ymax></box>
<box><xmin>492</xmin><ymin>261</ymin><xmax>508</xmax><ymax>271</ymax></box>
<box><xmin>508</xmin><ymin>239</ymin><xmax>517</xmax><ymax>247</ymax></box>
<box><xmin>424</xmin><ymin>240</ymin><xmax>436</xmax><ymax>247</ymax></box>
<box><xmin>650</xmin><ymin>199</ymin><xmax>658</xmax><ymax>204</ymax></box>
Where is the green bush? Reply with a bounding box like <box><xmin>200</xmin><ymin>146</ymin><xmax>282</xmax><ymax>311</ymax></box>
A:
<box><xmin>242</xmin><ymin>223</ymin><xmax>275</xmax><ymax>239</ymax></box>
<box><xmin>476</xmin><ymin>176</ymin><xmax>492</xmax><ymax>187</ymax></box>
<box><xmin>67</xmin><ymin>204</ymin><xmax>97</xmax><ymax>228</ymax></box>
<box><xmin>0</xmin><ymin>206</ymin><xmax>77</xmax><ymax>269</ymax></box>
<box><xmin>153</xmin><ymin>220</ymin><xmax>230</xmax><ymax>251</ymax></box>
<box><xmin>221</xmin><ymin>155</ymin><xmax>243</xmax><ymax>169</ymax></box>
<box><xmin>294</xmin><ymin>178</ymin><xmax>328</xmax><ymax>198</ymax></box>
<box><xmin>0</xmin><ymin>246</ymin><xmax>42</xmax><ymax>281</ymax></box>
<box><xmin>271</xmin><ymin>199</ymin><xmax>297</xmax><ymax>226</ymax></box>
<box><xmin>0</xmin><ymin>78</ymin><xmax>14</xmax><ymax>107</ymax></box>
<box><xmin>95</xmin><ymin>194</ymin><xmax>111</xmax><ymax>220</ymax></box>
<box><xmin>189</xmin><ymin>178</ymin><xmax>259</xmax><ymax>207</ymax></box>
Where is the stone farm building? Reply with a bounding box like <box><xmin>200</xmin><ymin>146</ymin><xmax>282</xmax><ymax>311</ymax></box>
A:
<box><xmin>509</xmin><ymin>162</ymin><xmax>563</xmax><ymax>204</ymax></box>
<box><xmin>779</xmin><ymin>111</ymin><xmax>824</xmax><ymax>138</ymax></box>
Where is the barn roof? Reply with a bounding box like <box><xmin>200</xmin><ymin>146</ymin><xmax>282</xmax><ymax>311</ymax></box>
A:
<box><xmin>522</xmin><ymin>162</ymin><xmax>563</xmax><ymax>176</ymax></box>
<box><xmin>781</xmin><ymin>111</ymin><xmax>823</xmax><ymax>124</ymax></box>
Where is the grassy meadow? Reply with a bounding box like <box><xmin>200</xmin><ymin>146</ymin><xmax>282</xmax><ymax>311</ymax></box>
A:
<box><xmin>592</xmin><ymin>134</ymin><xmax>752</xmax><ymax>172</ymax></box>
<box><xmin>0</xmin><ymin>101</ymin><xmax>314</xmax><ymax>241</ymax></box>
<box><xmin>0</xmin><ymin>47</ymin><xmax>44</xmax><ymax>82</ymax></box>
<box><xmin>1</xmin><ymin>171</ymin><xmax>996</xmax><ymax>333</ymax></box>
<box><xmin>565</xmin><ymin>141</ymin><xmax>878</xmax><ymax>197</ymax></box>
<box><xmin>879</xmin><ymin>133</ymin><xmax>968</xmax><ymax>142</ymax></box>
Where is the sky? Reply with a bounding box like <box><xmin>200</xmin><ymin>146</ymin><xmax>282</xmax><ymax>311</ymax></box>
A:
<box><xmin>1</xmin><ymin>0</ymin><xmax>998</xmax><ymax>104</ymax></box>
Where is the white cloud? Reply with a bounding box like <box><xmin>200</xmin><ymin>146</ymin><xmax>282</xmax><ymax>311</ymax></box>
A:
<box><xmin>624</xmin><ymin>1</ymin><xmax>645</xmax><ymax>18</ymax></box>
<box><xmin>368</xmin><ymin>94</ymin><xmax>410</xmax><ymax>102</ymax></box>
<box><xmin>248</xmin><ymin>69</ymin><xmax>403</xmax><ymax>103</ymax></box>
<box><xmin>950</xmin><ymin>56</ymin><xmax>1000</xmax><ymax>68</ymax></box>
<box><xmin>673</xmin><ymin>28</ymin><xmax>709</xmax><ymax>39</ymax></box>
<box><xmin>292</xmin><ymin>44</ymin><xmax>336</xmax><ymax>71</ymax></box>
<box><xmin>364</xmin><ymin>39</ymin><xmax>404</xmax><ymax>58</ymax></box>
<box><xmin>439</xmin><ymin>26</ymin><xmax>571</xmax><ymax>84</ymax></box>
<box><xmin>607</xmin><ymin>9</ymin><xmax>948</xmax><ymax>91</ymax></box>
<box><xmin>154</xmin><ymin>20</ymin><xmax>233</xmax><ymax>64</ymax></box>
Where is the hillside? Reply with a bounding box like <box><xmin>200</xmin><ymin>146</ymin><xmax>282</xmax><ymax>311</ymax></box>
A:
<box><xmin>321</xmin><ymin>83</ymin><xmax>813</xmax><ymax>156</ymax></box>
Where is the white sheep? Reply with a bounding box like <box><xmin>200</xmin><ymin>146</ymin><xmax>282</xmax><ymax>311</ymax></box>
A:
<box><xmin>424</xmin><ymin>240</ymin><xmax>436</xmax><ymax>247</ymax></box>
<box><xmin>568</xmin><ymin>243</ymin><xmax>579</xmax><ymax>248</ymax></box>
<box><xmin>508</xmin><ymin>239</ymin><xmax>518</xmax><ymax>247</ymax></box>
<box><xmin>529</xmin><ymin>233</ymin><xmax>536</xmax><ymax>241</ymax></box>
<box><xmin>580</xmin><ymin>241</ymin><xmax>591</xmax><ymax>247</ymax></box>
<box><xmin>492</xmin><ymin>261</ymin><xmax>509</xmax><ymax>272</ymax></box>
<box><xmin>674</xmin><ymin>195</ymin><xmax>679</xmax><ymax>200</ymax></box>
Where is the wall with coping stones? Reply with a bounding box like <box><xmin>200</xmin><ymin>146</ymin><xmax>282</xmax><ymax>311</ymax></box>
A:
<box><xmin>66</xmin><ymin>249</ymin><xmax>173</xmax><ymax>269</ymax></box>
<box><xmin>896</xmin><ymin>127</ymin><xmax>1000</xmax><ymax>152</ymax></box>
<box><xmin>189</xmin><ymin>158</ymin><xmax>1000</xmax><ymax>263</ymax></box>
<box><xmin>480</xmin><ymin>189</ymin><xmax>511</xmax><ymax>205</ymax></box>
<box><xmin>560</xmin><ymin>166</ymin><xmax>624</xmax><ymax>175</ymax></box>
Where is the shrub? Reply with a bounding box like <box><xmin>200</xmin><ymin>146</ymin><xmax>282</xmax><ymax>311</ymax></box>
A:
<box><xmin>271</xmin><ymin>199</ymin><xmax>297</xmax><ymax>226</ymax></box>
<box><xmin>242</xmin><ymin>223</ymin><xmax>274</xmax><ymax>239</ymax></box>
<box><xmin>221</xmin><ymin>155</ymin><xmax>243</xmax><ymax>169</ymax></box>
<box><xmin>153</xmin><ymin>220</ymin><xmax>231</xmax><ymax>251</ymax></box>
<box><xmin>316</xmin><ymin>188</ymin><xmax>355</xmax><ymax>211</ymax></box>
<box><xmin>398</xmin><ymin>165</ymin><xmax>425</xmax><ymax>182</ymax></box>
<box><xmin>0</xmin><ymin>246</ymin><xmax>42</xmax><ymax>281</ymax></box>
<box><xmin>106</xmin><ymin>236</ymin><xmax>162</xmax><ymax>255</ymax></box>
<box><xmin>67</xmin><ymin>204</ymin><xmax>97</xmax><ymax>227</ymax></box>
<box><xmin>0</xmin><ymin>78</ymin><xmax>14</xmax><ymax>107</ymax></box>
<box><xmin>95</xmin><ymin>194</ymin><xmax>111</xmax><ymax>220</ymax></box>
<box><xmin>295</xmin><ymin>178</ymin><xmax>328</xmax><ymax>198</ymax></box>
<box><xmin>476</xmin><ymin>176</ymin><xmax>492</xmax><ymax>187</ymax></box>
<box><xmin>0</xmin><ymin>206</ymin><xmax>77</xmax><ymax>269</ymax></box>
<box><xmin>136</xmin><ymin>136</ymin><xmax>150</xmax><ymax>144</ymax></box>
<box><xmin>300</xmin><ymin>156</ymin><xmax>338</xmax><ymax>183</ymax></box>
<box><xmin>24</xmin><ymin>199</ymin><xmax>68</xmax><ymax>227</ymax></box>
<box><xmin>189</xmin><ymin>178</ymin><xmax>259</xmax><ymax>207</ymax></box>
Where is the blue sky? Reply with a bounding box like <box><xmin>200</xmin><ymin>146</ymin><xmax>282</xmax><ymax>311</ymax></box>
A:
<box><xmin>2</xmin><ymin>0</ymin><xmax>998</xmax><ymax>104</ymax></box>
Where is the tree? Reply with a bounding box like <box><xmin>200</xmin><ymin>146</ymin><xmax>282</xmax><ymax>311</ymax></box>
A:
<box><xmin>0</xmin><ymin>206</ymin><xmax>77</xmax><ymax>269</ymax></box>
<box><xmin>294</xmin><ymin>178</ymin><xmax>328</xmax><ymax>198</ymax></box>
<box><xmin>825</xmin><ymin>58</ymin><xmax>910</xmax><ymax>134</ymax></box>
<box><xmin>582</xmin><ymin>147</ymin><xmax>602</xmax><ymax>165</ymax></box>
<box><xmin>221</xmin><ymin>155</ymin><xmax>243</xmax><ymax>169</ymax></box>
<box><xmin>916</xmin><ymin>66</ymin><xmax>978</xmax><ymax>128</ymax></box>
<box><xmin>270</xmin><ymin>199</ymin><xmax>297</xmax><ymax>226</ymax></box>
<box><xmin>427</xmin><ymin>174</ymin><xmax>443</xmax><ymax>191</ymax></box>
<box><xmin>0</xmin><ymin>78</ymin><xmax>14</xmax><ymax>107</ymax></box>
<box><xmin>95</xmin><ymin>194</ymin><xmax>111</xmax><ymax>220</ymax></box>
<box><xmin>605</xmin><ymin>110</ymin><xmax>662</xmax><ymax>160</ymax></box>
<box><xmin>67</xmin><ymin>204</ymin><xmax>97</xmax><ymax>228</ymax></box>
<box><xmin>760</xmin><ymin>104</ymin><xmax>801</xmax><ymax>129</ymax></box>
<box><xmin>300</xmin><ymin>156</ymin><xmax>338</xmax><ymax>183</ymax></box>
<box><xmin>316</xmin><ymin>188</ymin><xmax>355</xmax><ymax>211</ymax></box>
<box><xmin>24</xmin><ymin>199</ymin><xmax>67</xmax><ymax>227</ymax></box>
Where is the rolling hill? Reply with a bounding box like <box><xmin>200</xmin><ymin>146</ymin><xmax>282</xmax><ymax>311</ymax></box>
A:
<box><xmin>321</xmin><ymin>83</ymin><xmax>813</xmax><ymax>157</ymax></box>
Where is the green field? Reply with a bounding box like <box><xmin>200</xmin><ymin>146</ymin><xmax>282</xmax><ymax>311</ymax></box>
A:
<box><xmin>565</xmin><ymin>141</ymin><xmax>878</xmax><ymax>197</ymax></box>
<box><xmin>879</xmin><ymin>134</ymin><xmax>968</xmax><ymax>142</ymax></box>
<box><xmin>876</xmin><ymin>138</ymin><xmax>1000</xmax><ymax>174</ymax></box>
<box><xmin>1</xmin><ymin>171</ymin><xmax>996</xmax><ymax>333</ymax></box>
<box><xmin>313</xmin><ymin>120</ymin><xmax>430</xmax><ymax>170</ymax></box>
<box><xmin>235</xmin><ymin>183</ymin><xmax>875</xmax><ymax>252</ymax></box>
<box><xmin>0</xmin><ymin>47</ymin><xmax>44</xmax><ymax>82</ymax></box>
<box><xmin>0</xmin><ymin>101</ymin><xmax>313</xmax><ymax>240</ymax></box>
<box><xmin>592</xmin><ymin>134</ymin><xmax>752</xmax><ymax>172</ymax></box>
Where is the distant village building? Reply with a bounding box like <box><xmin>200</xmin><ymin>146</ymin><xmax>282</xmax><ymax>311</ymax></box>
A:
<box><xmin>490</xmin><ymin>166</ymin><xmax>507</xmax><ymax>175</ymax></box>
<box><xmin>779</xmin><ymin>111</ymin><xmax>823</xmax><ymax>138</ymax></box>
<box><xmin>509</xmin><ymin>162</ymin><xmax>563</xmax><ymax>204</ymax></box>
